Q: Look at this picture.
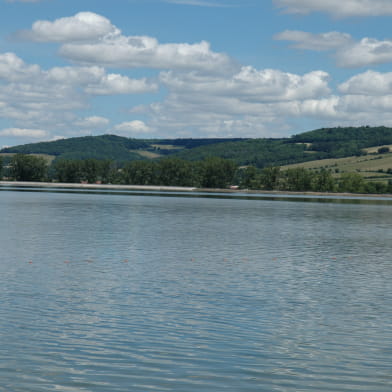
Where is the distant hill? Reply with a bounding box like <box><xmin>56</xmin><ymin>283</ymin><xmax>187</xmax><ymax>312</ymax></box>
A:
<box><xmin>2</xmin><ymin>126</ymin><xmax>392</xmax><ymax>168</ymax></box>
<box><xmin>0</xmin><ymin>135</ymin><xmax>245</xmax><ymax>163</ymax></box>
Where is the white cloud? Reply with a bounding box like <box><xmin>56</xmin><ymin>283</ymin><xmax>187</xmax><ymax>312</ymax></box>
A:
<box><xmin>276</xmin><ymin>31</ymin><xmax>392</xmax><ymax>68</ymax></box>
<box><xmin>60</xmin><ymin>36</ymin><xmax>235</xmax><ymax>73</ymax></box>
<box><xmin>84</xmin><ymin>73</ymin><xmax>158</xmax><ymax>95</ymax></box>
<box><xmin>0</xmin><ymin>127</ymin><xmax>48</xmax><ymax>138</ymax></box>
<box><xmin>274</xmin><ymin>0</ymin><xmax>392</xmax><ymax>17</ymax></box>
<box><xmin>45</xmin><ymin>65</ymin><xmax>157</xmax><ymax>95</ymax></box>
<box><xmin>131</xmin><ymin>67</ymin><xmax>331</xmax><ymax>138</ymax></box>
<box><xmin>274</xmin><ymin>30</ymin><xmax>352</xmax><ymax>51</ymax></box>
<box><xmin>0</xmin><ymin>52</ymin><xmax>159</xmax><ymax>138</ymax></box>
<box><xmin>17</xmin><ymin>12</ymin><xmax>120</xmax><ymax>42</ymax></box>
<box><xmin>339</xmin><ymin>71</ymin><xmax>392</xmax><ymax>95</ymax></box>
<box><xmin>17</xmin><ymin>12</ymin><xmax>234</xmax><ymax>73</ymax></box>
<box><xmin>135</xmin><ymin>64</ymin><xmax>392</xmax><ymax>137</ymax></box>
<box><xmin>0</xmin><ymin>52</ymin><xmax>40</xmax><ymax>81</ymax></box>
<box><xmin>5</xmin><ymin>11</ymin><xmax>392</xmax><ymax>140</ymax></box>
<box><xmin>75</xmin><ymin>116</ymin><xmax>110</xmax><ymax>129</ymax></box>
<box><xmin>336</xmin><ymin>38</ymin><xmax>392</xmax><ymax>68</ymax></box>
<box><xmin>160</xmin><ymin>67</ymin><xmax>330</xmax><ymax>103</ymax></box>
<box><xmin>113</xmin><ymin>120</ymin><xmax>152</xmax><ymax>135</ymax></box>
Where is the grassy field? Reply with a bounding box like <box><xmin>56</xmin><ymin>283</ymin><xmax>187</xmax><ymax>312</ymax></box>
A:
<box><xmin>130</xmin><ymin>144</ymin><xmax>185</xmax><ymax>159</ymax></box>
<box><xmin>281</xmin><ymin>150</ymin><xmax>392</xmax><ymax>182</ymax></box>
<box><xmin>150</xmin><ymin>144</ymin><xmax>184</xmax><ymax>150</ymax></box>
<box><xmin>0</xmin><ymin>153</ymin><xmax>56</xmax><ymax>163</ymax></box>
<box><xmin>129</xmin><ymin>150</ymin><xmax>162</xmax><ymax>159</ymax></box>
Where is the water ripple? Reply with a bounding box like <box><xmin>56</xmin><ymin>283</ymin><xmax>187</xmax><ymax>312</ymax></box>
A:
<box><xmin>1</xmin><ymin>192</ymin><xmax>392</xmax><ymax>391</ymax></box>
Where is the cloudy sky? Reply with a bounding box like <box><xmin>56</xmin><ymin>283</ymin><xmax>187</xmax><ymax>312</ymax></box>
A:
<box><xmin>1</xmin><ymin>0</ymin><xmax>392</xmax><ymax>147</ymax></box>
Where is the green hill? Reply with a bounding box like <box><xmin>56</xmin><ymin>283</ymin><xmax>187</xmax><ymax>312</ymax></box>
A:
<box><xmin>0</xmin><ymin>134</ymin><xmax>246</xmax><ymax>163</ymax></box>
<box><xmin>2</xmin><ymin>126</ymin><xmax>392</xmax><ymax>168</ymax></box>
<box><xmin>0</xmin><ymin>135</ymin><xmax>148</xmax><ymax>162</ymax></box>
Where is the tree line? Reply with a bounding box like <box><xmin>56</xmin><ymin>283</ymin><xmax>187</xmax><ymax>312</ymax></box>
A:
<box><xmin>1</xmin><ymin>153</ymin><xmax>392</xmax><ymax>194</ymax></box>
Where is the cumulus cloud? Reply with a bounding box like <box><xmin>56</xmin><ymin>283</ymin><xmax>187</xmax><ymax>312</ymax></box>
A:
<box><xmin>0</xmin><ymin>52</ymin><xmax>40</xmax><ymax>81</ymax></box>
<box><xmin>0</xmin><ymin>52</ymin><xmax>159</xmax><ymax>138</ymax></box>
<box><xmin>276</xmin><ymin>31</ymin><xmax>392</xmax><ymax>68</ymax></box>
<box><xmin>5</xmin><ymin>11</ymin><xmax>392</xmax><ymax>140</ymax></box>
<box><xmin>274</xmin><ymin>0</ymin><xmax>392</xmax><ymax>17</ymax></box>
<box><xmin>274</xmin><ymin>30</ymin><xmax>352</xmax><ymax>51</ymax></box>
<box><xmin>131</xmin><ymin>67</ymin><xmax>331</xmax><ymax>138</ymax></box>
<box><xmin>17</xmin><ymin>12</ymin><xmax>120</xmax><ymax>42</ymax></box>
<box><xmin>84</xmin><ymin>73</ymin><xmax>158</xmax><ymax>95</ymax></box>
<box><xmin>60</xmin><ymin>36</ymin><xmax>235</xmax><ymax>73</ymax></box>
<box><xmin>0</xmin><ymin>127</ymin><xmax>48</xmax><ymax>138</ymax></box>
<box><xmin>160</xmin><ymin>67</ymin><xmax>330</xmax><ymax>103</ymax></box>
<box><xmin>134</xmin><ymin>63</ymin><xmax>392</xmax><ymax>137</ymax></box>
<box><xmin>336</xmin><ymin>38</ymin><xmax>392</xmax><ymax>68</ymax></box>
<box><xmin>17</xmin><ymin>12</ymin><xmax>234</xmax><ymax>73</ymax></box>
<box><xmin>75</xmin><ymin>116</ymin><xmax>110</xmax><ymax>129</ymax></box>
<box><xmin>45</xmin><ymin>65</ymin><xmax>157</xmax><ymax>94</ymax></box>
<box><xmin>113</xmin><ymin>120</ymin><xmax>152</xmax><ymax>135</ymax></box>
<box><xmin>339</xmin><ymin>71</ymin><xmax>392</xmax><ymax>95</ymax></box>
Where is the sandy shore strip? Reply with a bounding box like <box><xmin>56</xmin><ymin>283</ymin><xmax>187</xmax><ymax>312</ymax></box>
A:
<box><xmin>1</xmin><ymin>181</ymin><xmax>392</xmax><ymax>199</ymax></box>
<box><xmin>0</xmin><ymin>181</ymin><xmax>197</xmax><ymax>192</ymax></box>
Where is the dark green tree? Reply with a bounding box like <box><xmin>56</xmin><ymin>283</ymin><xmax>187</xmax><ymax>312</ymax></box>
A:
<box><xmin>10</xmin><ymin>154</ymin><xmax>48</xmax><ymax>181</ymax></box>
<box><xmin>364</xmin><ymin>181</ymin><xmax>388</xmax><ymax>194</ymax></box>
<box><xmin>0</xmin><ymin>156</ymin><xmax>3</xmax><ymax>179</ymax></box>
<box><xmin>282</xmin><ymin>168</ymin><xmax>314</xmax><ymax>191</ymax></box>
<box><xmin>122</xmin><ymin>160</ymin><xmax>158</xmax><ymax>185</ymax></box>
<box><xmin>378</xmin><ymin>146</ymin><xmax>390</xmax><ymax>154</ymax></box>
<box><xmin>260</xmin><ymin>166</ymin><xmax>280</xmax><ymax>190</ymax></box>
<box><xmin>200</xmin><ymin>157</ymin><xmax>236</xmax><ymax>188</ymax></box>
<box><xmin>81</xmin><ymin>159</ymin><xmax>100</xmax><ymax>183</ymax></box>
<box><xmin>238</xmin><ymin>166</ymin><xmax>261</xmax><ymax>189</ymax></box>
<box><xmin>312</xmin><ymin>168</ymin><xmax>336</xmax><ymax>192</ymax></box>
<box><xmin>54</xmin><ymin>160</ymin><xmax>82</xmax><ymax>183</ymax></box>
<box><xmin>338</xmin><ymin>172</ymin><xmax>366</xmax><ymax>193</ymax></box>
<box><xmin>157</xmin><ymin>158</ymin><xmax>200</xmax><ymax>187</ymax></box>
<box><xmin>98</xmin><ymin>160</ymin><xmax>115</xmax><ymax>183</ymax></box>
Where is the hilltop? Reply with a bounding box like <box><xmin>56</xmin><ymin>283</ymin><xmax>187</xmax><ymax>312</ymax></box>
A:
<box><xmin>1</xmin><ymin>126</ymin><xmax>392</xmax><ymax>171</ymax></box>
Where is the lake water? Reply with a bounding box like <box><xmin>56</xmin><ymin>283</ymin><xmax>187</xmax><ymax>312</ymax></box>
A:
<box><xmin>1</xmin><ymin>188</ymin><xmax>392</xmax><ymax>391</ymax></box>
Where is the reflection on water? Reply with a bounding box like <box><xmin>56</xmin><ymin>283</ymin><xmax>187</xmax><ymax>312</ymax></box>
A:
<box><xmin>0</xmin><ymin>190</ymin><xmax>392</xmax><ymax>391</ymax></box>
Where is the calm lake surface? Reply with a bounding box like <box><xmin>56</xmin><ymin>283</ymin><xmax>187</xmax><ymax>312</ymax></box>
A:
<box><xmin>1</xmin><ymin>188</ymin><xmax>392</xmax><ymax>391</ymax></box>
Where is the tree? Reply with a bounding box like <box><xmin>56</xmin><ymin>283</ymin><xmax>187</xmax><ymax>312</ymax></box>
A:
<box><xmin>338</xmin><ymin>172</ymin><xmax>366</xmax><ymax>193</ymax></box>
<box><xmin>10</xmin><ymin>154</ymin><xmax>48</xmax><ymax>181</ymax></box>
<box><xmin>54</xmin><ymin>159</ymin><xmax>82</xmax><ymax>183</ymax></box>
<box><xmin>260</xmin><ymin>166</ymin><xmax>280</xmax><ymax>190</ymax></box>
<box><xmin>200</xmin><ymin>157</ymin><xmax>236</xmax><ymax>188</ymax></box>
<box><xmin>157</xmin><ymin>158</ymin><xmax>201</xmax><ymax>187</ymax></box>
<box><xmin>81</xmin><ymin>159</ymin><xmax>100</xmax><ymax>183</ymax></box>
<box><xmin>282</xmin><ymin>168</ymin><xmax>314</xmax><ymax>191</ymax></box>
<box><xmin>312</xmin><ymin>168</ymin><xmax>336</xmax><ymax>192</ymax></box>
<box><xmin>122</xmin><ymin>160</ymin><xmax>158</xmax><ymax>185</ymax></box>
<box><xmin>377</xmin><ymin>146</ymin><xmax>390</xmax><ymax>154</ymax></box>
<box><xmin>98</xmin><ymin>160</ymin><xmax>115</xmax><ymax>183</ymax></box>
<box><xmin>238</xmin><ymin>166</ymin><xmax>261</xmax><ymax>189</ymax></box>
<box><xmin>0</xmin><ymin>156</ymin><xmax>3</xmax><ymax>180</ymax></box>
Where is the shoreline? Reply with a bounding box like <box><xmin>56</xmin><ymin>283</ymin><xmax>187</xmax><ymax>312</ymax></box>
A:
<box><xmin>1</xmin><ymin>180</ymin><xmax>392</xmax><ymax>199</ymax></box>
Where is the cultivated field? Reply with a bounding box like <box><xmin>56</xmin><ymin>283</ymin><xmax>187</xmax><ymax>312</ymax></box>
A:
<box><xmin>282</xmin><ymin>149</ymin><xmax>392</xmax><ymax>182</ymax></box>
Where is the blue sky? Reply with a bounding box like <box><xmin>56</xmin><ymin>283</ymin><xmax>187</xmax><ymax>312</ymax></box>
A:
<box><xmin>1</xmin><ymin>0</ymin><xmax>392</xmax><ymax>147</ymax></box>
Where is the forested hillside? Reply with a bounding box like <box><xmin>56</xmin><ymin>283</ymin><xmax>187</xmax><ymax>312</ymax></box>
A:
<box><xmin>1</xmin><ymin>135</ymin><xmax>246</xmax><ymax>163</ymax></box>
<box><xmin>1</xmin><ymin>135</ymin><xmax>148</xmax><ymax>161</ymax></box>
<box><xmin>2</xmin><ymin>126</ymin><xmax>392</xmax><ymax>168</ymax></box>
<box><xmin>290</xmin><ymin>126</ymin><xmax>392</xmax><ymax>158</ymax></box>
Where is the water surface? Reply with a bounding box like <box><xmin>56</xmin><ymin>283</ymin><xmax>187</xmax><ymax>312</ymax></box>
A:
<box><xmin>1</xmin><ymin>190</ymin><xmax>391</xmax><ymax>391</ymax></box>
